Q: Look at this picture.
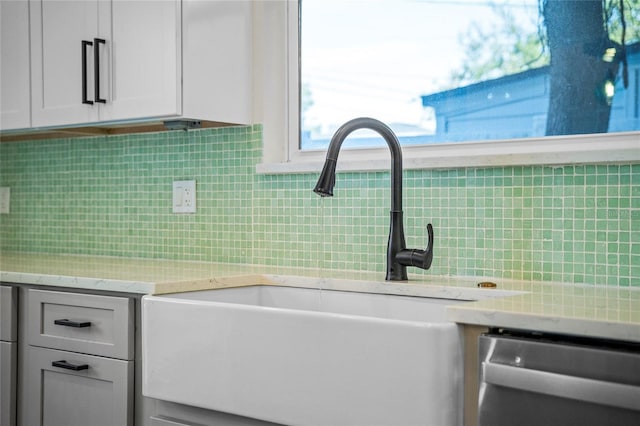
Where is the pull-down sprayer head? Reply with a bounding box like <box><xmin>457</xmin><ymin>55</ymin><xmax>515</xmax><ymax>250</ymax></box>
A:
<box><xmin>313</xmin><ymin>159</ymin><xmax>337</xmax><ymax>197</ymax></box>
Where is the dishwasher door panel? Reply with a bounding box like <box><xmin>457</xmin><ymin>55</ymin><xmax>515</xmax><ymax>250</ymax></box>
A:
<box><xmin>478</xmin><ymin>332</ymin><xmax>640</xmax><ymax>426</ymax></box>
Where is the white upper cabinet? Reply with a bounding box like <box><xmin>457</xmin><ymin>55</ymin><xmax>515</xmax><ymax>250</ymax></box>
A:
<box><xmin>30</xmin><ymin>0</ymin><xmax>181</xmax><ymax>128</ymax></box>
<box><xmin>23</xmin><ymin>0</ymin><xmax>251</xmax><ymax>131</ymax></box>
<box><xmin>100</xmin><ymin>0</ymin><xmax>181</xmax><ymax>122</ymax></box>
<box><xmin>30</xmin><ymin>0</ymin><xmax>101</xmax><ymax>127</ymax></box>
<box><xmin>0</xmin><ymin>0</ymin><xmax>31</xmax><ymax>130</ymax></box>
<box><xmin>181</xmin><ymin>0</ymin><xmax>253</xmax><ymax>125</ymax></box>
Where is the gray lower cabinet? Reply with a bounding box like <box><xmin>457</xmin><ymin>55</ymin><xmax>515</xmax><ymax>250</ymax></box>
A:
<box><xmin>0</xmin><ymin>342</ymin><xmax>17</xmax><ymax>426</ymax></box>
<box><xmin>26</xmin><ymin>289</ymin><xmax>134</xmax><ymax>360</ymax></box>
<box><xmin>0</xmin><ymin>285</ymin><xmax>17</xmax><ymax>426</ymax></box>
<box><xmin>20</xmin><ymin>288</ymin><xmax>135</xmax><ymax>426</ymax></box>
<box><xmin>23</xmin><ymin>346</ymin><xmax>133</xmax><ymax>426</ymax></box>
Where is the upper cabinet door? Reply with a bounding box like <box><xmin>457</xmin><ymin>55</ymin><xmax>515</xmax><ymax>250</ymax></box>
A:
<box><xmin>181</xmin><ymin>0</ymin><xmax>252</xmax><ymax>124</ymax></box>
<box><xmin>99</xmin><ymin>0</ymin><xmax>181</xmax><ymax>122</ymax></box>
<box><xmin>30</xmin><ymin>0</ymin><xmax>101</xmax><ymax>127</ymax></box>
<box><xmin>30</xmin><ymin>0</ymin><xmax>181</xmax><ymax>128</ymax></box>
<box><xmin>1</xmin><ymin>0</ymin><xmax>31</xmax><ymax>130</ymax></box>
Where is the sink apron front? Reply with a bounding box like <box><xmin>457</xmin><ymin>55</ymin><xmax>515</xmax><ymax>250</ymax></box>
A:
<box><xmin>142</xmin><ymin>290</ymin><xmax>463</xmax><ymax>426</ymax></box>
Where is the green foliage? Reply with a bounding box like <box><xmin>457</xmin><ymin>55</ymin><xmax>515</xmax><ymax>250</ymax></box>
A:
<box><xmin>447</xmin><ymin>3</ymin><xmax>549</xmax><ymax>88</ymax></box>
<box><xmin>605</xmin><ymin>0</ymin><xmax>640</xmax><ymax>44</ymax></box>
<box><xmin>447</xmin><ymin>0</ymin><xmax>639</xmax><ymax>89</ymax></box>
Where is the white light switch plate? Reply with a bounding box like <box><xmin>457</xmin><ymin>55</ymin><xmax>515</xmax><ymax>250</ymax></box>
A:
<box><xmin>173</xmin><ymin>180</ymin><xmax>196</xmax><ymax>214</ymax></box>
<box><xmin>0</xmin><ymin>187</ymin><xmax>9</xmax><ymax>214</ymax></box>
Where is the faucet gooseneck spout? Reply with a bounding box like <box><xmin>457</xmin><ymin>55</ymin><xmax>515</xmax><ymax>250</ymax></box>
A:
<box><xmin>313</xmin><ymin>117</ymin><xmax>434</xmax><ymax>281</ymax></box>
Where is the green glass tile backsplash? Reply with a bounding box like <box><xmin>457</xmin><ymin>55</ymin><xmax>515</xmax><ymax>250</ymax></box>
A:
<box><xmin>1</xmin><ymin>125</ymin><xmax>638</xmax><ymax>286</ymax></box>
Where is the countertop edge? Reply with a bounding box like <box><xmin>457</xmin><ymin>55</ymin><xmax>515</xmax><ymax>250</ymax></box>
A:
<box><xmin>0</xmin><ymin>271</ymin><xmax>155</xmax><ymax>294</ymax></box>
<box><xmin>447</xmin><ymin>304</ymin><xmax>640</xmax><ymax>343</ymax></box>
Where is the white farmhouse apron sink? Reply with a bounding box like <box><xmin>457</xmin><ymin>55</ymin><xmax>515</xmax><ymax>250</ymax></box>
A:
<box><xmin>142</xmin><ymin>285</ymin><xmax>466</xmax><ymax>426</ymax></box>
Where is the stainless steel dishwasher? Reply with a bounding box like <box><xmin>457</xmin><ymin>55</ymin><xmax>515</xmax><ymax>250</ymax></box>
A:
<box><xmin>478</xmin><ymin>329</ymin><xmax>640</xmax><ymax>425</ymax></box>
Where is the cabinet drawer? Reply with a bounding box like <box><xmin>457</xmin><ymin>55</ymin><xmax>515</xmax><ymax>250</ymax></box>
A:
<box><xmin>0</xmin><ymin>286</ymin><xmax>17</xmax><ymax>342</ymax></box>
<box><xmin>27</xmin><ymin>289</ymin><xmax>133</xmax><ymax>359</ymax></box>
<box><xmin>23</xmin><ymin>345</ymin><xmax>133</xmax><ymax>426</ymax></box>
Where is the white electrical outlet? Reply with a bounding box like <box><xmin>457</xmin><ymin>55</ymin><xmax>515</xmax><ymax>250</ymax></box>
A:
<box><xmin>173</xmin><ymin>180</ymin><xmax>196</xmax><ymax>213</ymax></box>
<box><xmin>0</xmin><ymin>187</ymin><xmax>10</xmax><ymax>214</ymax></box>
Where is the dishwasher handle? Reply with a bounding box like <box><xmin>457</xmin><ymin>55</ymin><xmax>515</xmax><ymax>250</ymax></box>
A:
<box><xmin>482</xmin><ymin>361</ymin><xmax>640</xmax><ymax>412</ymax></box>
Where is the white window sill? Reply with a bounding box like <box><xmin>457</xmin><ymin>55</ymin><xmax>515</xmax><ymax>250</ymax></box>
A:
<box><xmin>256</xmin><ymin>131</ymin><xmax>640</xmax><ymax>175</ymax></box>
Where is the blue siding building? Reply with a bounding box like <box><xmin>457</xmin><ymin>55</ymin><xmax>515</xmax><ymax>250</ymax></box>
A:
<box><xmin>420</xmin><ymin>42</ymin><xmax>640</xmax><ymax>143</ymax></box>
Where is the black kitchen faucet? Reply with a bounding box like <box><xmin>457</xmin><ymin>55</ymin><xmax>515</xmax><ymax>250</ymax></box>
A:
<box><xmin>313</xmin><ymin>117</ymin><xmax>434</xmax><ymax>281</ymax></box>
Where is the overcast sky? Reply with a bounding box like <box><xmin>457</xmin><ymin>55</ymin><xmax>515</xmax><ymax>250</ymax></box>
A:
<box><xmin>301</xmin><ymin>0</ymin><xmax>539</xmax><ymax>131</ymax></box>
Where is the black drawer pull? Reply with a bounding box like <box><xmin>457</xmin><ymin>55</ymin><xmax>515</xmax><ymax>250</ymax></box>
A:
<box><xmin>52</xmin><ymin>360</ymin><xmax>89</xmax><ymax>371</ymax></box>
<box><xmin>93</xmin><ymin>38</ymin><xmax>106</xmax><ymax>103</ymax></box>
<box><xmin>81</xmin><ymin>40</ymin><xmax>94</xmax><ymax>105</ymax></box>
<box><xmin>54</xmin><ymin>319</ymin><xmax>91</xmax><ymax>328</ymax></box>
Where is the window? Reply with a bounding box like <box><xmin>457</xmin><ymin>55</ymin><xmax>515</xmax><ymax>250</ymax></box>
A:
<box><xmin>255</xmin><ymin>1</ymin><xmax>640</xmax><ymax>173</ymax></box>
<box><xmin>301</xmin><ymin>0</ymin><xmax>639</xmax><ymax>148</ymax></box>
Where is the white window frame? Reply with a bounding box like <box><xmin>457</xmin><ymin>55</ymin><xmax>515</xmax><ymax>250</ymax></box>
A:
<box><xmin>255</xmin><ymin>1</ymin><xmax>640</xmax><ymax>175</ymax></box>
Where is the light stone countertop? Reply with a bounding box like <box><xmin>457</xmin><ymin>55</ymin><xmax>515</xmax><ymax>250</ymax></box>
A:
<box><xmin>1</xmin><ymin>252</ymin><xmax>639</xmax><ymax>343</ymax></box>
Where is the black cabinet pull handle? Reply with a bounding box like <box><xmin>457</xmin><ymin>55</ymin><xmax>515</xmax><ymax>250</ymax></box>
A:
<box><xmin>94</xmin><ymin>38</ymin><xmax>106</xmax><ymax>103</ymax></box>
<box><xmin>81</xmin><ymin>40</ymin><xmax>93</xmax><ymax>105</ymax></box>
<box><xmin>52</xmin><ymin>360</ymin><xmax>89</xmax><ymax>371</ymax></box>
<box><xmin>54</xmin><ymin>319</ymin><xmax>91</xmax><ymax>328</ymax></box>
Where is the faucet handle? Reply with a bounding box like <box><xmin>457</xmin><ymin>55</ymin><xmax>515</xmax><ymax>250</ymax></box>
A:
<box><xmin>396</xmin><ymin>223</ymin><xmax>434</xmax><ymax>270</ymax></box>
